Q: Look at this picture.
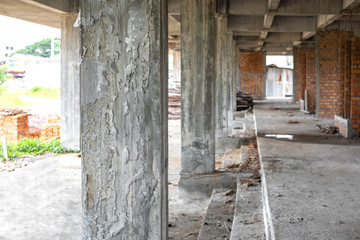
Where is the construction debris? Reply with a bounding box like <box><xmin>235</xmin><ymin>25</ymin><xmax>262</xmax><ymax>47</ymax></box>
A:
<box><xmin>168</xmin><ymin>88</ymin><xmax>181</xmax><ymax>119</ymax></box>
<box><xmin>316</xmin><ymin>124</ymin><xmax>338</xmax><ymax>134</ymax></box>
<box><xmin>236</xmin><ymin>91</ymin><xmax>253</xmax><ymax>111</ymax></box>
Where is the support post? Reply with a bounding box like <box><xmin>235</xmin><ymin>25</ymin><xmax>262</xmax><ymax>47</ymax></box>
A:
<box><xmin>80</xmin><ymin>0</ymin><xmax>168</xmax><ymax>238</ymax></box>
<box><xmin>181</xmin><ymin>0</ymin><xmax>216</xmax><ymax>175</ymax></box>
<box><xmin>60</xmin><ymin>13</ymin><xmax>80</xmax><ymax>150</ymax></box>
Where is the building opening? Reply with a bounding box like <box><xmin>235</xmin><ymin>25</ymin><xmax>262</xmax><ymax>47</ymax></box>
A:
<box><xmin>265</xmin><ymin>55</ymin><xmax>294</xmax><ymax>100</ymax></box>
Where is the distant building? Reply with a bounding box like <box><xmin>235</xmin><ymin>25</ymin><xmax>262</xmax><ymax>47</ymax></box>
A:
<box><xmin>0</xmin><ymin>42</ymin><xmax>16</xmax><ymax>61</ymax></box>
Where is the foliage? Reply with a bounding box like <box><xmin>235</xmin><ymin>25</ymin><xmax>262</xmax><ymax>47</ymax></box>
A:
<box><xmin>25</xmin><ymin>87</ymin><xmax>60</xmax><ymax>98</ymax></box>
<box><xmin>0</xmin><ymin>138</ymin><xmax>78</xmax><ymax>160</ymax></box>
<box><xmin>0</xmin><ymin>92</ymin><xmax>27</xmax><ymax>107</ymax></box>
<box><xmin>11</xmin><ymin>38</ymin><xmax>61</xmax><ymax>58</ymax></box>
<box><xmin>0</xmin><ymin>66</ymin><xmax>7</xmax><ymax>87</ymax></box>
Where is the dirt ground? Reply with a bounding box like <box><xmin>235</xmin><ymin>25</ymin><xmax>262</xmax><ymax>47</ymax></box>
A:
<box><xmin>0</xmin><ymin>119</ymin><xmax>202</xmax><ymax>240</ymax></box>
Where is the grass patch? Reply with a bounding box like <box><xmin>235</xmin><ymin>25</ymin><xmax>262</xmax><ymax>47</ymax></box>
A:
<box><xmin>0</xmin><ymin>92</ymin><xmax>27</xmax><ymax>107</ymax></box>
<box><xmin>0</xmin><ymin>138</ymin><xmax>78</xmax><ymax>160</ymax></box>
<box><xmin>25</xmin><ymin>87</ymin><xmax>60</xmax><ymax>98</ymax></box>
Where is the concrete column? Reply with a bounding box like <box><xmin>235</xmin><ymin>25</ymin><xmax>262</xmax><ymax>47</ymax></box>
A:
<box><xmin>236</xmin><ymin>47</ymin><xmax>241</xmax><ymax>91</ymax></box>
<box><xmin>215</xmin><ymin>15</ymin><xmax>228</xmax><ymax>139</ymax></box>
<box><xmin>60</xmin><ymin>13</ymin><xmax>80</xmax><ymax>150</ymax></box>
<box><xmin>181</xmin><ymin>0</ymin><xmax>216</xmax><ymax>174</ymax></box>
<box><xmin>232</xmin><ymin>39</ymin><xmax>238</xmax><ymax>112</ymax></box>
<box><xmin>80</xmin><ymin>1</ymin><xmax>168</xmax><ymax>239</ymax></box>
<box><xmin>226</xmin><ymin>31</ymin><xmax>235</xmax><ymax>132</ymax></box>
<box><xmin>173</xmin><ymin>50</ymin><xmax>181</xmax><ymax>88</ymax></box>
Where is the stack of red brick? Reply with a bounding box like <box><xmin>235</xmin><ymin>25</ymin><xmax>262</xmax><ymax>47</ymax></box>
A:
<box><xmin>40</xmin><ymin>115</ymin><xmax>61</xmax><ymax>141</ymax></box>
<box><xmin>0</xmin><ymin>109</ymin><xmax>29</xmax><ymax>142</ymax></box>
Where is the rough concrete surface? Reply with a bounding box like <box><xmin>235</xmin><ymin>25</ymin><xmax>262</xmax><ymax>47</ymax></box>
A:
<box><xmin>181</xmin><ymin>0</ymin><xmax>216</xmax><ymax>175</ymax></box>
<box><xmin>0</xmin><ymin>154</ymin><xmax>81</xmax><ymax>240</ymax></box>
<box><xmin>80</xmin><ymin>0</ymin><xmax>168</xmax><ymax>239</ymax></box>
<box><xmin>255</xmin><ymin>102</ymin><xmax>360</xmax><ymax>240</ymax></box>
<box><xmin>197</xmin><ymin>188</ymin><xmax>235</xmax><ymax>240</ymax></box>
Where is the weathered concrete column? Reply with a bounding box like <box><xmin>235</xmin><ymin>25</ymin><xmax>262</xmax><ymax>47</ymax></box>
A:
<box><xmin>232</xmin><ymin>39</ymin><xmax>238</xmax><ymax>112</ymax></box>
<box><xmin>60</xmin><ymin>13</ymin><xmax>80</xmax><ymax>150</ymax></box>
<box><xmin>226</xmin><ymin>31</ymin><xmax>235</xmax><ymax>132</ymax></box>
<box><xmin>80</xmin><ymin>1</ymin><xmax>168</xmax><ymax>239</ymax></box>
<box><xmin>172</xmin><ymin>50</ymin><xmax>181</xmax><ymax>88</ymax></box>
<box><xmin>181</xmin><ymin>0</ymin><xmax>216</xmax><ymax>174</ymax></box>
<box><xmin>215</xmin><ymin>15</ymin><xmax>228</xmax><ymax>139</ymax></box>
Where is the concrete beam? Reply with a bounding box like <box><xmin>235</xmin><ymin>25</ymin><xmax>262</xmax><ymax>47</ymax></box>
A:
<box><xmin>263</xmin><ymin>14</ymin><xmax>275</xmax><ymax>29</ymax></box>
<box><xmin>169</xmin><ymin>41</ymin><xmax>181</xmax><ymax>50</ymax></box>
<box><xmin>0</xmin><ymin>0</ymin><xmax>64</xmax><ymax>28</ymax></box>
<box><xmin>233</xmin><ymin>31</ymin><xmax>260</xmax><ymax>37</ymax></box>
<box><xmin>268</xmin><ymin>0</ymin><xmax>281</xmax><ymax>10</ymax></box>
<box><xmin>267</xmin><ymin>51</ymin><xmax>292</xmax><ymax>55</ymax></box>
<box><xmin>228</xmin><ymin>0</ymin><xmax>266</xmax><ymax>15</ymax></box>
<box><xmin>228</xmin><ymin>16</ymin><xmax>264</xmax><ymax>31</ymax></box>
<box><xmin>228</xmin><ymin>16</ymin><xmax>317</xmax><ymax>32</ymax></box>
<box><xmin>20</xmin><ymin>0</ymin><xmax>79</xmax><ymax>13</ymax></box>
<box><xmin>169</xmin><ymin>0</ymin><xmax>180</xmax><ymax>14</ymax></box>
<box><xmin>302</xmin><ymin>0</ymin><xmax>360</xmax><ymax>40</ymax></box>
<box><xmin>271</xmin><ymin>16</ymin><xmax>317</xmax><ymax>32</ymax></box>
<box><xmin>343</xmin><ymin>0</ymin><xmax>360</xmax><ymax>8</ymax></box>
<box><xmin>235</xmin><ymin>36</ymin><xmax>260</xmax><ymax>42</ymax></box>
<box><xmin>169</xmin><ymin>15</ymin><xmax>180</xmax><ymax>36</ymax></box>
<box><xmin>229</xmin><ymin>0</ymin><xmax>344</xmax><ymax>16</ymax></box>
<box><xmin>260</xmin><ymin>31</ymin><xmax>268</xmax><ymax>39</ymax></box>
<box><xmin>266</xmin><ymin>32</ymin><xmax>302</xmax><ymax>42</ymax></box>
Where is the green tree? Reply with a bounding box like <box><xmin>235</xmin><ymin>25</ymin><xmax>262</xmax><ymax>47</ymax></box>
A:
<box><xmin>0</xmin><ymin>66</ymin><xmax>7</xmax><ymax>87</ymax></box>
<box><xmin>11</xmin><ymin>38</ymin><xmax>61</xmax><ymax>58</ymax></box>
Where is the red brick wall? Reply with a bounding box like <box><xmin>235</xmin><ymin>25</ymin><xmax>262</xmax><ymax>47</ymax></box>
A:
<box><xmin>351</xmin><ymin>38</ymin><xmax>360</xmax><ymax>133</ymax></box>
<box><xmin>294</xmin><ymin>48</ymin><xmax>307</xmax><ymax>103</ymax></box>
<box><xmin>240</xmin><ymin>52</ymin><xmax>265</xmax><ymax>99</ymax></box>
<box><xmin>294</xmin><ymin>48</ymin><xmax>316</xmax><ymax>109</ymax></box>
<box><xmin>306</xmin><ymin>50</ymin><xmax>316</xmax><ymax>111</ymax></box>
<box><xmin>318</xmin><ymin>32</ymin><xmax>353</xmax><ymax>118</ymax></box>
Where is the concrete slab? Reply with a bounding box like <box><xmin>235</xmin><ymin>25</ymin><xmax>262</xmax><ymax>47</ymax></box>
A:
<box><xmin>230</xmin><ymin>183</ymin><xmax>265</xmax><ymax>240</ymax></box>
<box><xmin>254</xmin><ymin>102</ymin><xmax>360</xmax><ymax>240</ymax></box>
<box><xmin>197</xmin><ymin>188</ymin><xmax>235</xmax><ymax>240</ymax></box>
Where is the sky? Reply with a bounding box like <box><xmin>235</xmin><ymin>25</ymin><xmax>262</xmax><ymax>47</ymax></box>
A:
<box><xmin>0</xmin><ymin>15</ymin><xmax>60</xmax><ymax>51</ymax></box>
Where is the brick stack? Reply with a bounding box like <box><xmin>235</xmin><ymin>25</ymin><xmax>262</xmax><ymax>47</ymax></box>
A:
<box><xmin>0</xmin><ymin>109</ymin><xmax>29</xmax><ymax>142</ymax></box>
<box><xmin>40</xmin><ymin>115</ymin><xmax>61</xmax><ymax>140</ymax></box>
<box><xmin>239</xmin><ymin>52</ymin><xmax>266</xmax><ymax>99</ymax></box>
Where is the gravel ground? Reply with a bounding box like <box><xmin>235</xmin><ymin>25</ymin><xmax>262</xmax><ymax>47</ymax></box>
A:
<box><xmin>0</xmin><ymin>154</ymin><xmax>81</xmax><ymax>240</ymax></box>
<box><xmin>0</xmin><ymin>120</ymin><xmax>190</xmax><ymax>240</ymax></box>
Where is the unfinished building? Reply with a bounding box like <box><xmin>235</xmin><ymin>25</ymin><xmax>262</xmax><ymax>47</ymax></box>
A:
<box><xmin>1</xmin><ymin>0</ymin><xmax>360</xmax><ymax>239</ymax></box>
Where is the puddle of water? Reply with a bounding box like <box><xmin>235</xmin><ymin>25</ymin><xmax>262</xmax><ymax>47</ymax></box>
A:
<box><xmin>264</xmin><ymin>134</ymin><xmax>294</xmax><ymax>140</ymax></box>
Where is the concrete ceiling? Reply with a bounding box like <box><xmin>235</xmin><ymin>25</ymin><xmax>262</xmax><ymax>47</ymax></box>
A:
<box><xmin>0</xmin><ymin>0</ymin><xmax>79</xmax><ymax>28</ymax></box>
<box><xmin>1</xmin><ymin>0</ymin><xmax>360</xmax><ymax>54</ymax></box>
<box><xmin>168</xmin><ymin>0</ymin><xmax>360</xmax><ymax>54</ymax></box>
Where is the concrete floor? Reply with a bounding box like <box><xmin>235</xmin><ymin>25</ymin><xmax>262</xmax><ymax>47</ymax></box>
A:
<box><xmin>0</xmin><ymin>154</ymin><xmax>81</xmax><ymax>240</ymax></box>
<box><xmin>255</xmin><ymin>102</ymin><xmax>360</xmax><ymax>239</ymax></box>
<box><xmin>0</xmin><ymin>105</ymin><xmax>359</xmax><ymax>239</ymax></box>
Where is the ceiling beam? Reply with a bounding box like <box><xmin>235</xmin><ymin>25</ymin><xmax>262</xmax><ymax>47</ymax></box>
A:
<box><xmin>302</xmin><ymin>0</ymin><xmax>360</xmax><ymax>40</ymax></box>
<box><xmin>228</xmin><ymin>0</ymin><xmax>345</xmax><ymax>16</ymax></box>
<box><xmin>228</xmin><ymin>16</ymin><xmax>317</xmax><ymax>32</ymax></box>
